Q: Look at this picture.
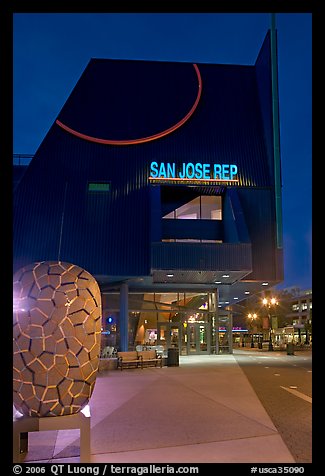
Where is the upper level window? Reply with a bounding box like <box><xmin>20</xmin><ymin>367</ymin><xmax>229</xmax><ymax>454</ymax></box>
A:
<box><xmin>163</xmin><ymin>195</ymin><xmax>222</xmax><ymax>220</ymax></box>
<box><xmin>88</xmin><ymin>182</ymin><xmax>110</xmax><ymax>192</ymax></box>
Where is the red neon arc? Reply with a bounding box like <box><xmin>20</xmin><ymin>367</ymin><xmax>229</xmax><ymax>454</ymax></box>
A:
<box><xmin>56</xmin><ymin>64</ymin><xmax>202</xmax><ymax>146</ymax></box>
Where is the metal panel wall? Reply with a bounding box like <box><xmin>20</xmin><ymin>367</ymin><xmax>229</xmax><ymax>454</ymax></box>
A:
<box><xmin>14</xmin><ymin>49</ymin><xmax>281</xmax><ymax>283</ymax></box>
<box><xmin>151</xmin><ymin>242</ymin><xmax>252</xmax><ymax>271</ymax></box>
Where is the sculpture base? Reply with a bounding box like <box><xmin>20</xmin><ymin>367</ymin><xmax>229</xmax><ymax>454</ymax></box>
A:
<box><xmin>13</xmin><ymin>406</ymin><xmax>91</xmax><ymax>463</ymax></box>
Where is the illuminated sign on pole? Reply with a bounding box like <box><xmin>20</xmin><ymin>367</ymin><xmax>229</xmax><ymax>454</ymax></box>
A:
<box><xmin>149</xmin><ymin>162</ymin><xmax>238</xmax><ymax>184</ymax></box>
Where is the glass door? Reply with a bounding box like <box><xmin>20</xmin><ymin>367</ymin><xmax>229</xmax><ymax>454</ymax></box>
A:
<box><xmin>157</xmin><ymin>322</ymin><xmax>182</xmax><ymax>353</ymax></box>
<box><xmin>186</xmin><ymin>322</ymin><xmax>210</xmax><ymax>354</ymax></box>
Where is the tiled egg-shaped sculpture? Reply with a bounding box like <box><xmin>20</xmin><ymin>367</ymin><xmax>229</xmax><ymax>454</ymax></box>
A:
<box><xmin>13</xmin><ymin>261</ymin><xmax>102</xmax><ymax>417</ymax></box>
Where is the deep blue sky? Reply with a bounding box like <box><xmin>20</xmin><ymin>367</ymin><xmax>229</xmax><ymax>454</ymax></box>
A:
<box><xmin>13</xmin><ymin>13</ymin><xmax>312</xmax><ymax>291</ymax></box>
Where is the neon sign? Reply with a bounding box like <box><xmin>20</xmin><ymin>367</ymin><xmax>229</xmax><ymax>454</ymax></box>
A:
<box><xmin>219</xmin><ymin>327</ymin><xmax>248</xmax><ymax>332</ymax></box>
<box><xmin>149</xmin><ymin>162</ymin><xmax>238</xmax><ymax>184</ymax></box>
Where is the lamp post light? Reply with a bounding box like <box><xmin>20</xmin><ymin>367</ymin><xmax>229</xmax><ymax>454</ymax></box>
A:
<box><xmin>262</xmin><ymin>297</ymin><xmax>278</xmax><ymax>351</ymax></box>
<box><xmin>247</xmin><ymin>313</ymin><xmax>258</xmax><ymax>348</ymax></box>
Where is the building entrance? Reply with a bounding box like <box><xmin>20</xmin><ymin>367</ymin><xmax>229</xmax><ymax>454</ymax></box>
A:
<box><xmin>186</xmin><ymin>322</ymin><xmax>210</xmax><ymax>355</ymax></box>
<box><xmin>157</xmin><ymin>322</ymin><xmax>182</xmax><ymax>352</ymax></box>
<box><xmin>157</xmin><ymin>321</ymin><xmax>211</xmax><ymax>355</ymax></box>
<box><xmin>102</xmin><ymin>290</ymin><xmax>229</xmax><ymax>355</ymax></box>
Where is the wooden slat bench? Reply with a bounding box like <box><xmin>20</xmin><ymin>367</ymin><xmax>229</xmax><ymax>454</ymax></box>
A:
<box><xmin>117</xmin><ymin>351</ymin><xmax>142</xmax><ymax>370</ymax></box>
<box><xmin>117</xmin><ymin>350</ymin><xmax>163</xmax><ymax>370</ymax></box>
<box><xmin>137</xmin><ymin>350</ymin><xmax>163</xmax><ymax>368</ymax></box>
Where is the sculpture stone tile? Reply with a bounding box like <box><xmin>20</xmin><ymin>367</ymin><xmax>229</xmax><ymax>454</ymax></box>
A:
<box><xmin>13</xmin><ymin>261</ymin><xmax>102</xmax><ymax>417</ymax></box>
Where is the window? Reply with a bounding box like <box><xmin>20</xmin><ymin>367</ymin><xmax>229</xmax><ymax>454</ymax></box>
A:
<box><xmin>163</xmin><ymin>196</ymin><xmax>222</xmax><ymax>220</ymax></box>
<box><xmin>88</xmin><ymin>182</ymin><xmax>110</xmax><ymax>192</ymax></box>
<box><xmin>201</xmin><ymin>196</ymin><xmax>222</xmax><ymax>219</ymax></box>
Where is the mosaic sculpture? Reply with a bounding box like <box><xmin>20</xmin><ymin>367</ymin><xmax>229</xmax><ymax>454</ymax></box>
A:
<box><xmin>13</xmin><ymin>261</ymin><xmax>102</xmax><ymax>417</ymax></box>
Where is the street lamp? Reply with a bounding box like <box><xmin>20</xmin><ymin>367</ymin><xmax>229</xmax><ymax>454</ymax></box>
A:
<box><xmin>247</xmin><ymin>313</ymin><xmax>258</xmax><ymax>348</ymax></box>
<box><xmin>262</xmin><ymin>297</ymin><xmax>278</xmax><ymax>351</ymax></box>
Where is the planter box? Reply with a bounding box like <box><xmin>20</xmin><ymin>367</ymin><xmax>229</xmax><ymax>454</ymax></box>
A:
<box><xmin>99</xmin><ymin>358</ymin><xmax>118</xmax><ymax>372</ymax></box>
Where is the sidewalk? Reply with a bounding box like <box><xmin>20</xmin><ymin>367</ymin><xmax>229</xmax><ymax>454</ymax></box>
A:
<box><xmin>19</xmin><ymin>353</ymin><xmax>295</xmax><ymax>464</ymax></box>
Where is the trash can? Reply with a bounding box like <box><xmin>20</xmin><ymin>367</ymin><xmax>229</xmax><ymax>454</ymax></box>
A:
<box><xmin>286</xmin><ymin>342</ymin><xmax>294</xmax><ymax>355</ymax></box>
<box><xmin>167</xmin><ymin>347</ymin><xmax>179</xmax><ymax>367</ymax></box>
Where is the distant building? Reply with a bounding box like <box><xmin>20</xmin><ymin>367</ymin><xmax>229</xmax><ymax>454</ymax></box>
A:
<box><xmin>283</xmin><ymin>289</ymin><xmax>312</xmax><ymax>343</ymax></box>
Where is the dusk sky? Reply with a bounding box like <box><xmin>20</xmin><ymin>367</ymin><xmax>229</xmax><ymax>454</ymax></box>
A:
<box><xmin>13</xmin><ymin>12</ymin><xmax>312</xmax><ymax>291</ymax></box>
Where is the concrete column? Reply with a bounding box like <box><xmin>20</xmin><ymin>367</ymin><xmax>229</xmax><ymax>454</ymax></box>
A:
<box><xmin>228</xmin><ymin>312</ymin><xmax>233</xmax><ymax>354</ymax></box>
<box><xmin>298</xmin><ymin>300</ymin><xmax>303</xmax><ymax>327</ymax></box>
<box><xmin>214</xmin><ymin>289</ymin><xmax>219</xmax><ymax>355</ymax></box>
<box><xmin>119</xmin><ymin>283</ymin><xmax>129</xmax><ymax>351</ymax></box>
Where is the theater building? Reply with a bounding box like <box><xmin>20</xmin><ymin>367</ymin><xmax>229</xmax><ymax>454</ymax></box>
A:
<box><xmin>13</xmin><ymin>28</ymin><xmax>283</xmax><ymax>356</ymax></box>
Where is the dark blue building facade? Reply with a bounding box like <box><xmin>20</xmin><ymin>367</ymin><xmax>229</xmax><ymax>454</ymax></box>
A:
<box><xmin>13</xmin><ymin>30</ymin><xmax>283</xmax><ymax>355</ymax></box>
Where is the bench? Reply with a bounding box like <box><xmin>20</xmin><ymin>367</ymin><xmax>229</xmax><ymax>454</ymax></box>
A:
<box><xmin>117</xmin><ymin>350</ymin><xmax>163</xmax><ymax>370</ymax></box>
<box><xmin>137</xmin><ymin>350</ymin><xmax>163</xmax><ymax>368</ymax></box>
<box><xmin>117</xmin><ymin>351</ymin><xmax>142</xmax><ymax>370</ymax></box>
